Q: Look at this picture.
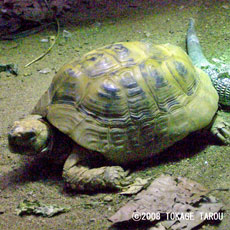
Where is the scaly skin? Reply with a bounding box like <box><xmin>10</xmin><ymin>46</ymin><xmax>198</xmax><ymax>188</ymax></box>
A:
<box><xmin>186</xmin><ymin>18</ymin><xmax>230</xmax><ymax>106</ymax></box>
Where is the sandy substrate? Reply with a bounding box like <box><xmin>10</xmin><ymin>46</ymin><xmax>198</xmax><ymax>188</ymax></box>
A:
<box><xmin>0</xmin><ymin>1</ymin><xmax>230</xmax><ymax>229</ymax></box>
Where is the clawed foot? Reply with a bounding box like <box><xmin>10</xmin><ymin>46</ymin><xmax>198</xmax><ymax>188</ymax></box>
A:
<box><xmin>103</xmin><ymin>166</ymin><xmax>130</xmax><ymax>189</ymax></box>
<box><xmin>63</xmin><ymin>153</ymin><xmax>129</xmax><ymax>192</ymax></box>
<box><xmin>210</xmin><ymin>114</ymin><xmax>230</xmax><ymax>145</ymax></box>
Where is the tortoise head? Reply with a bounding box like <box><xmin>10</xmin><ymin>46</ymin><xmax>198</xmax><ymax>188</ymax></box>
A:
<box><xmin>8</xmin><ymin>116</ymin><xmax>51</xmax><ymax>155</ymax></box>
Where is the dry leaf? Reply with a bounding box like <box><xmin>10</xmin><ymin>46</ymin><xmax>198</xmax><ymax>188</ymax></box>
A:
<box><xmin>120</xmin><ymin>177</ymin><xmax>150</xmax><ymax>195</ymax></box>
<box><xmin>109</xmin><ymin>174</ymin><xmax>224</xmax><ymax>230</ymax></box>
<box><xmin>16</xmin><ymin>199</ymin><xmax>70</xmax><ymax>217</ymax></box>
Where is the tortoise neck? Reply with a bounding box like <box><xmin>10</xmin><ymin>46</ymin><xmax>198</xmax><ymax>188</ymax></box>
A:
<box><xmin>39</xmin><ymin>119</ymin><xmax>55</xmax><ymax>154</ymax></box>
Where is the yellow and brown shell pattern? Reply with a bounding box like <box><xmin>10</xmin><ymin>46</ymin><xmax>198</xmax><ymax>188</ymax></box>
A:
<box><xmin>33</xmin><ymin>41</ymin><xmax>218</xmax><ymax>164</ymax></box>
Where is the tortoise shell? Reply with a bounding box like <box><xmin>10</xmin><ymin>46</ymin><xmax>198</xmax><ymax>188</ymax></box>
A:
<box><xmin>33</xmin><ymin>41</ymin><xmax>218</xmax><ymax>164</ymax></box>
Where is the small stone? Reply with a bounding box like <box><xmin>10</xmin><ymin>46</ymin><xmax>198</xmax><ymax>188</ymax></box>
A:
<box><xmin>103</xmin><ymin>195</ymin><xmax>113</xmax><ymax>202</ymax></box>
<box><xmin>222</xmin><ymin>5</ymin><xmax>229</xmax><ymax>9</ymax></box>
<box><xmin>144</xmin><ymin>31</ymin><xmax>151</xmax><ymax>37</ymax></box>
<box><xmin>23</xmin><ymin>71</ymin><xmax>32</xmax><ymax>77</ymax></box>
<box><xmin>74</xmin><ymin>47</ymin><xmax>80</xmax><ymax>52</ymax></box>
<box><xmin>49</xmin><ymin>36</ymin><xmax>56</xmax><ymax>43</ymax></box>
<box><xmin>63</xmin><ymin>30</ymin><xmax>72</xmax><ymax>39</ymax></box>
<box><xmin>40</xmin><ymin>38</ymin><xmax>49</xmax><ymax>43</ymax></box>
<box><xmin>93</xmin><ymin>22</ymin><xmax>102</xmax><ymax>27</ymax></box>
<box><xmin>38</xmin><ymin>68</ymin><xmax>51</xmax><ymax>74</ymax></box>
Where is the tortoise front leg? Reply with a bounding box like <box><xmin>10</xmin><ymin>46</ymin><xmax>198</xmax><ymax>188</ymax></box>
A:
<box><xmin>63</xmin><ymin>152</ymin><xmax>128</xmax><ymax>192</ymax></box>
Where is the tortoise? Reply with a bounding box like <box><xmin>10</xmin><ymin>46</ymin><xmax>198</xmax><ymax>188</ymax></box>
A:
<box><xmin>8</xmin><ymin>19</ymin><xmax>230</xmax><ymax>192</ymax></box>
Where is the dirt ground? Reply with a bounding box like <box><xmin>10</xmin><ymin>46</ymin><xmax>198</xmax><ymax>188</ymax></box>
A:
<box><xmin>1</xmin><ymin>0</ymin><xmax>230</xmax><ymax>229</ymax></box>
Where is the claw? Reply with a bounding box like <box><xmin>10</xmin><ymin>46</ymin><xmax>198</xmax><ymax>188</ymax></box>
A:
<box><xmin>220</xmin><ymin>127</ymin><xmax>230</xmax><ymax>137</ymax></box>
<box><xmin>210</xmin><ymin>114</ymin><xmax>230</xmax><ymax>145</ymax></box>
<box><xmin>216</xmin><ymin>133</ymin><xmax>227</xmax><ymax>144</ymax></box>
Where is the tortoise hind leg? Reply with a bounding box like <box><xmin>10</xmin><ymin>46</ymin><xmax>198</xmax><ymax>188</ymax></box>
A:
<box><xmin>210</xmin><ymin>112</ymin><xmax>230</xmax><ymax>144</ymax></box>
<box><xmin>63</xmin><ymin>152</ymin><xmax>128</xmax><ymax>192</ymax></box>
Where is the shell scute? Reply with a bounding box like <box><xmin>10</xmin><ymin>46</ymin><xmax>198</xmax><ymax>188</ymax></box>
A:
<box><xmin>81</xmin><ymin>52</ymin><xmax>119</xmax><ymax>77</ymax></box>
